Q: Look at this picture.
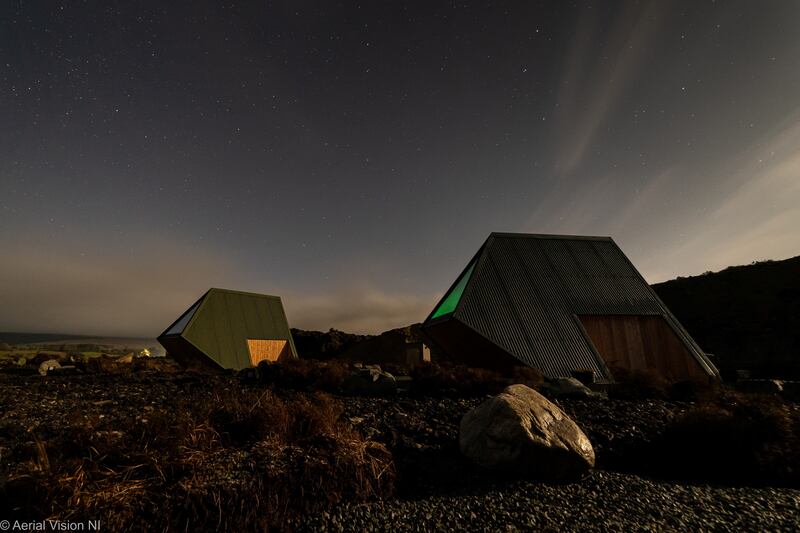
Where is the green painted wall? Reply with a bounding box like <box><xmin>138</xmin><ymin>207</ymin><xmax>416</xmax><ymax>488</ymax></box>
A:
<box><xmin>176</xmin><ymin>288</ymin><xmax>297</xmax><ymax>369</ymax></box>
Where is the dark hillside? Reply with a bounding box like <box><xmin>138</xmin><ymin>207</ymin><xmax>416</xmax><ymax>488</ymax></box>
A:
<box><xmin>290</xmin><ymin>328</ymin><xmax>372</xmax><ymax>360</ymax></box>
<box><xmin>653</xmin><ymin>256</ymin><xmax>800</xmax><ymax>379</ymax></box>
<box><xmin>339</xmin><ymin>324</ymin><xmax>425</xmax><ymax>366</ymax></box>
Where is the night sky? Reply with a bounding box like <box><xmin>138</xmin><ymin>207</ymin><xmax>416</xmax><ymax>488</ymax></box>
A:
<box><xmin>2</xmin><ymin>1</ymin><xmax>800</xmax><ymax>337</ymax></box>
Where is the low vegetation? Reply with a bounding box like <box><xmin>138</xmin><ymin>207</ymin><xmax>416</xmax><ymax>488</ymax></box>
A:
<box><xmin>257</xmin><ymin>358</ymin><xmax>352</xmax><ymax>392</ymax></box>
<box><xmin>607</xmin><ymin>367</ymin><xmax>720</xmax><ymax>402</ymax></box>
<box><xmin>2</xmin><ymin>383</ymin><xmax>395</xmax><ymax>530</ymax></box>
<box><xmin>252</xmin><ymin>359</ymin><xmax>545</xmax><ymax>398</ymax></box>
<box><xmin>647</xmin><ymin>391</ymin><xmax>800</xmax><ymax>485</ymax></box>
<box><xmin>409</xmin><ymin>362</ymin><xmax>544</xmax><ymax>397</ymax></box>
<box><xmin>290</xmin><ymin>328</ymin><xmax>371</xmax><ymax>360</ymax></box>
<box><xmin>3</xmin><ymin>346</ymin><xmax>799</xmax><ymax>533</ymax></box>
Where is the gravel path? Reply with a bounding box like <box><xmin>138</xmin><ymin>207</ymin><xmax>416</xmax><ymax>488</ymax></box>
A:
<box><xmin>296</xmin><ymin>470</ymin><xmax>800</xmax><ymax>532</ymax></box>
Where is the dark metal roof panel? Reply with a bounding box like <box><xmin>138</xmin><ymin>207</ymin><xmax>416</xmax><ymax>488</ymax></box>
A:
<box><xmin>451</xmin><ymin>234</ymin><xmax>715</xmax><ymax>379</ymax></box>
<box><xmin>457</xmin><ymin>236</ymin><xmax>608</xmax><ymax>378</ymax></box>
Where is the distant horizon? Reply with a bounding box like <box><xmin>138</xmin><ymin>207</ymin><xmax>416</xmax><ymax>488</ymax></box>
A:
<box><xmin>2</xmin><ymin>250</ymin><xmax>796</xmax><ymax>339</ymax></box>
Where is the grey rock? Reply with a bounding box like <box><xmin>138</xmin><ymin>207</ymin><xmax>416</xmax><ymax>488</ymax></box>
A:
<box><xmin>31</xmin><ymin>351</ymin><xmax>68</xmax><ymax>365</ymax></box>
<box><xmin>48</xmin><ymin>364</ymin><xmax>79</xmax><ymax>376</ymax></box>
<box><xmin>541</xmin><ymin>377</ymin><xmax>600</xmax><ymax>398</ymax></box>
<box><xmin>38</xmin><ymin>359</ymin><xmax>61</xmax><ymax>376</ymax></box>
<box><xmin>736</xmin><ymin>379</ymin><xmax>784</xmax><ymax>394</ymax></box>
<box><xmin>342</xmin><ymin>367</ymin><xmax>398</xmax><ymax>396</ymax></box>
<box><xmin>459</xmin><ymin>384</ymin><xmax>595</xmax><ymax>480</ymax></box>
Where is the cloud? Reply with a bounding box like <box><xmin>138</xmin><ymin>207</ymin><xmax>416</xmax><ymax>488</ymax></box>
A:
<box><xmin>0</xmin><ymin>233</ymin><xmax>439</xmax><ymax>337</ymax></box>
<box><xmin>0</xmin><ymin>238</ymin><xmax>241</xmax><ymax>337</ymax></box>
<box><xmin>632</xmin><ymin>113</ymin><xmax>800</xmax><ymax>281</ymax></box>
<box><xmin>525</xmin><ymin>107</ymin><xmax>800</xmax><ymax>285</ymax></box>
<box><xmin>283</xmin><ymin>285</ymin><xmax>436</xmax><ymax>334</ymax></box>
<box><xmin>555</xmin><ymin>1</ymin><xmax>669</xmax><ymax>175</ymax></box>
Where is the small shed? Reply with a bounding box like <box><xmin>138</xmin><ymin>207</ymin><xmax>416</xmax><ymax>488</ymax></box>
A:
<box><xmin>340</xmin><ymin>326</ymin><xmax>431</xmax><ymax>368</ymax></box>
<box><xmin>158</xmin><ymin>288</ymin><xmax>298</xmax><ymax>370</ymax></box>
<box><xmin>422</xmin><ymin>233</ymin><xmax>719</xmax><ymax>382</ymax></box>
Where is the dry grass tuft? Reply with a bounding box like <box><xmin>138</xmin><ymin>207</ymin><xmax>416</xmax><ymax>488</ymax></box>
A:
<box><xmin>409</xmin><ymin>362</ymin><xmax>512</xmax><ymax>397</ymax></box>
<box><xmin>2</xmin><ymin>385</ymin><xmax>395</xmax><ymax>530</ymax></box>
<box><xmin>607</xmin><ymin>367</ymin><xmax>670</xmax><ymax>400</ymax></box>
<box><xmin>510</xmin><ymin>366</ymin><xmax>545</xmax><ymax>390</ymax></box>
<box><xmin>257</xmin><ymin>358</ymin><xmax>351</xmax><ymax>392</ymax></box>
<box><xmin>608</xmin><ymin>367</ymin><xmax>721</xmax><ymax>402</ymax></box>
<box><xmin>646</xmin><ymin>390</ymin><xmax>800</xmax><ymax>485</ymax></box>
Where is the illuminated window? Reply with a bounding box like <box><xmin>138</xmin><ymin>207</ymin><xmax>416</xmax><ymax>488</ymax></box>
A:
<box><xmin>431</xmin><ymin>261</ymin><xmax>476</xmax><ymax>319</ymax></box>
<box><xmin>164</xmin><ymin>300</ymin><xmax>201</xmax><ymax>335</ymax></box>
<box><xmin>247</xmin><ymin>339</ymin><xmax>292</xmax><ymax>364</ymax></box>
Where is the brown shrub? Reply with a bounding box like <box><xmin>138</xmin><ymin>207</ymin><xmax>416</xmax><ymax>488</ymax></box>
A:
<box><xmin>2</xmin><ymin>384</ymin><xmax>395</xmax><ymax>529</ymax></box>
<box><xmin>647</xmin><ymin>390</ymin><xmax>800</xmax><ymax>485</ymax></box>
<box><xmin>83</xmin><ymin>355</ymin><xmax>130</xmax><ymax>374</ymax></box>
<box><xmin>608</xmin><ymin>367</ymin><xmax>722</xmax><ymax>402</ymax></box>
<box><xmin>131</xmin><ymin>356</ymin><xmax>182</xmax><ymax>373</ymax></box>
<box><xmin>257</xmin><ymin>358</ymin><xmax>351</xmax><ymax>392</ymax></box>
<box><xmin>510</xmin><ymin>366</ymin><xmax>544</xmax><ymax>389</ymax></box>
<box><xmin>381</xmin><ymin>362</ymin><xmax>411</xmax><ymax>377</ymax></box>
<box><xmin>410</xmin><ymin>362</ymin><xmax>507</xmax><ymax>397</ymax></box>
<box><xmin>665</xmin><ymin>377</ymin><xmax>720</xmax><ymax>402</ymax></box>
<box><xmin>607</xmin><ymin>367</ymin><xmax>669</xmax><ymax>400</ymax></box>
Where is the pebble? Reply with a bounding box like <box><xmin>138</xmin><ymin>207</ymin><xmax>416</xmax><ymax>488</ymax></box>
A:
<box><xmin>296</xmin><ymin>470</ymin><xmax>800</xmax><ymax>531</ymax></box>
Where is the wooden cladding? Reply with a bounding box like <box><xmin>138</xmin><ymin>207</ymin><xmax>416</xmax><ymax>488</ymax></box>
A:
<box><xmin>247</xmin><ymin>339</ymin><xmax>292</xmax><ymax>365</ymax></box>
<box><xmin>578</xmin><ymin>314</ymin><xmax>708</xmax><ymax>381</ymax></box>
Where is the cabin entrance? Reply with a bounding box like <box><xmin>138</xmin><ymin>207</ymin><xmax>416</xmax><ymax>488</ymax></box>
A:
<box><xmin>247</xmin><ymin>339</ymin><xmax>293</xmax><ymax>365</ymax></box>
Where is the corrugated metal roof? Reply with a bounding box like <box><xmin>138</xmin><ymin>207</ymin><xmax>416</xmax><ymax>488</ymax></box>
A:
<box><xmin>427</xmin><ymin>233</ymin><xmax>717</xmax><ymax>380</ymax></box>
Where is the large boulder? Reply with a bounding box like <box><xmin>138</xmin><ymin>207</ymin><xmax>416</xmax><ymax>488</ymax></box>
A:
<box><xmin>460</xmin><ymin>384</ymin><xmax>595</xmax><ymax>480</ymax></box>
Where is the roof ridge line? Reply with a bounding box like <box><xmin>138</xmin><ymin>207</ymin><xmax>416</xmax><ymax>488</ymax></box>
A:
<box><xmin>490</xmin><ymin>232</ymin><xmax>613</xmax><ymax>241</ymax></box>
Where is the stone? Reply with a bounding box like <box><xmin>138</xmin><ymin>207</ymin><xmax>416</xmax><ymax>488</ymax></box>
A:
<box><xmin>736</xmin><ymin>379</ymin><xmax>784</xmax><ymax>394</ymax></box>
<box><xmin>342</xmin><ymin>367</ymin><xmax>398</xmax><ymax>396</ymax></box>
<box><xmin>48</xmin><ymin>365</ymin><xmax>78</xmax><ymax>376</ymax></box>
<box><xmin>459</xmin><ymin>384</ymin><xmax>595</xmax><ymax>480</ymax></box>
<box><xmin>541</xmin><ymin>377</ymin><xmax>599</xmax><ymax>398</ymax></box>
<box><xmin>38</xmin><ymin>359</ymin><xmax>61</xmax><ymax>376</ymax></box>
<box><xmin>31</xmin><ymin>351</ymin><xmax>68</xmax><ymax>366</ymax></box>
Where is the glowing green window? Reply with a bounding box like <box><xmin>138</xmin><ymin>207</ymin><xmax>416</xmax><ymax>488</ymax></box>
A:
<box><xmin>431</xmin><ymin>261</ymin><xmax>476</xmax><ymax>319</ymax></box>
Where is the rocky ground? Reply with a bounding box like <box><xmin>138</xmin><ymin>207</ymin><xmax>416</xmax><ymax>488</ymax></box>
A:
<box><xmin>297</xmin><ymin>470</ymin><xmax>800</xmax><ymax>532</ymax></box>
<box><xmin>1</xmin><ymin>372</ymin><xmax>799</xmax><ymax>531</ymax></box>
